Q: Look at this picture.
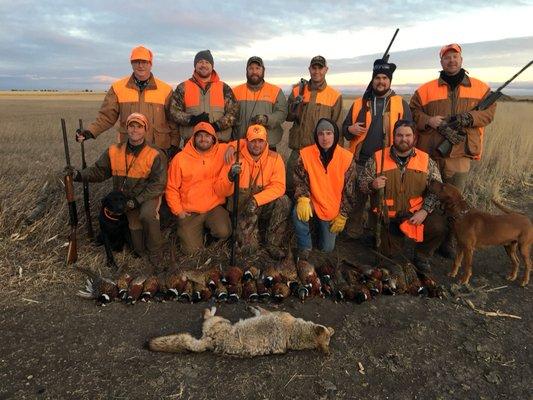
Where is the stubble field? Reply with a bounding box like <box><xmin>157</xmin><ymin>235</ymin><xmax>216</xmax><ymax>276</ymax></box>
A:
<box><xmin>0</xmin><ymin>92</ymin><xmax>531</xmax><ymax>399</ymax></box>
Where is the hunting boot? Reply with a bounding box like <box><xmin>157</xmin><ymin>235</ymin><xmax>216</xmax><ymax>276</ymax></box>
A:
<box><xmin>130</xmin><ymin>229</ymin><xmax>145</xmax><ymax>257</ymax></box>
<box><xmin>144</xmin><ymin>219</ymin><xmax>164</xmax><ymax>273</ymax></box>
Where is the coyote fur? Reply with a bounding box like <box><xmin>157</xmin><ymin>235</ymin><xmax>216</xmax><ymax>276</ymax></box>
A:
<box><xmin>148</xmin><ymin>306</ymin><xmax>334</xmax><ymax>357</ymax></box>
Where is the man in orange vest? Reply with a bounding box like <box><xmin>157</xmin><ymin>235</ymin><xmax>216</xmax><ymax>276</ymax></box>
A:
<box><xmin>169</xmin><ymin>50</ymin><xmax>239</xmax><ymax>144</ymax></box>
<box><xmin>293</xmin><ymin>118</ymin><xmax>356</xmax><ymax>260</ymax></box>
<box><xmin>286</xmin><ymin>56</ymin><xmax>343</xmax><ymax>196</ymax></box>
<box><xmin>410</xmin><ymin>43</ymin><xmax>496</xmax><ymax>258</ymax></box>
<box><xmin>232</xmin><ymin>56</ymin><xmax>288</xmax><ymax>151</ymax></box>
<box><xmin>76</xmin><ymin>46</ymin><xmax>180</xmax><ymax>159</ymax></box>
<box><xmin>166</xmin><ymin>122</ymin><xmax>232</xmax><ymax>255</ymax></box>
<box><xmin>342</xmin><ymin>59</ymin><xmax>412</xmax><ymax>239</ymax></box>
<box><xmin>69</xmin><ymin>113</ymin><xmax>167</xmax><ymax>268</ymax></box>
<box><xmin>216</xmin><ymin>124</ymin><xmax>290</xmax><ymax>259</ymax></box>
<box><xmin>359</xmin><ymin>120</ymin><xmax>446</xmax><ymax>275</ymax></box>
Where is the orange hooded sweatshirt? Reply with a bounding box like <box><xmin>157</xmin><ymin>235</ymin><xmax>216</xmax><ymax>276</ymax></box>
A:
<box><xmin>215</xmin><ymin>140</ymin><xmax>286</xmax><ymax>206</ymax></box>
<box><xmin>166</xmin><ymin>132</ymin><xmax>229</xmax><ymax>215</ymax></box>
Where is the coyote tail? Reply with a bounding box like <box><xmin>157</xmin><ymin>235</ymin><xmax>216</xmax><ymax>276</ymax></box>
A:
<box><xmin>148</xmin><ymin>333</ymin><xmax>212</xmax><ymax>353</ymax></box>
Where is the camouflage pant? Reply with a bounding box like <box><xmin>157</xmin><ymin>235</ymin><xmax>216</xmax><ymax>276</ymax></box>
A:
<box><xmin>236</xmin><ymin>195</ymin><xmax>291</xmax><ymax>256</ymax></box>
<box><xmin>345</xmin><ymin>164</ymin><xmax>367</xmax><ymax>238</ymax></box>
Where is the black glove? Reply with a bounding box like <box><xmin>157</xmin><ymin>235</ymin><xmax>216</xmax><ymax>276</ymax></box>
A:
<box><xmin>251</xmin><ymin>114</ymin><xmax>268</xmax><ymax>126</ymax></box>
<box><xmin>449</xmin><ymin>112</ymin><xmax>473</xmax><ymax>128</ymax></box>
<box><xmin>75</xmin><ymin>129</ymin><xmax>94</xmax><ymax>142</ymax></box>
<box><xmin>63</xmin><ymin>166</ymin><xmax>81</xmax><ymax>181</ymax></box>
<box><xmin>188</xmin><ymin>112</ymin><xmax>210</xmax><ymax>126</ymax></box>
<box><xmin>437</xmin><ymin>124</ymin><xmax>466</xmax><ymax>145</ymax></box>
<box><xmin>126</xmin><ymin>198</ymin><xmax>140</xmax><ymax>210</ymax></box>
<box><xmin>166</xmin><ymin>145</ymin><xmax>180</xmax><ymax>160</ymax></box>
<box><xmin>228</xmin><ymin>163</ymin><xmax>241</xmax><ymax>182</ymax></box>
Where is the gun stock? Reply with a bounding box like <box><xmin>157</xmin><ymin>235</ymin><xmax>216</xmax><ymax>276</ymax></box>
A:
<box><xmin>61</xmin><ymin>119</ymin><xmax>78</xmax><ymax>265</ymax></box>
<box><xmin>79</xmin><ymin>119</ymin><xmax>94</xmax><ymax>239</ymax></box>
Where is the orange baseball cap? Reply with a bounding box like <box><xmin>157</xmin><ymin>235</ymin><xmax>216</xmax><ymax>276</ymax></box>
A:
<box><xmin>246</xmin><ymin>124</ymin><xmax>267</xmax><ymax>141</ymax></box>
<box><xmin>193</xmin><ymin>121</ymin><xmax>216</xmax><ymax>136</ymax></box>
<box><xmin>439</xmin><ymin>43</ymin><xmax>462</xmax><ymax>59</ymax></box>
<box><xmin>130</xmin><ymin>46</ymin><xmax>153</xmax><ymax>63</ymax></box>
<box><xmin>126</xmin><ymin>112</ymin><xmax>149</xmax><ymax>129</ymax></box>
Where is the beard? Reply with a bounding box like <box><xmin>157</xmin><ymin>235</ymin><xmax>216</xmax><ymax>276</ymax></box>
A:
<box><xmin>373</xmin><ymin>87</ymin><xmax>390</xmax><ymax>97</ymax></box>
<box><xmin>394</xmin><ymin>141</ymin><xmax>413</xmax><ymax>153</ymax></box>
<box><xmin>246</xmin><ymin>72</ymin><xmax>264</xmax><ymax>86</ymax></box>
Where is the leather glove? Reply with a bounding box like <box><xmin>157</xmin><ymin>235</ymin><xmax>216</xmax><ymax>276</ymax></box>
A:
<box><xmin>166</xmin><ymin>145</ymin><xmax>180</xmax><ymax>160</ymax></box>
<box><xmin>449</xmin><ymin>112</ymin><xmax>473</xmax><ymax>129</ymax></box>
<box><xmin>296</xmin><ymin>197</ymin><xmax>313</xmax><ymax>222</ymax></box>
<box><xmin>329</xmin><ymin>214</ymin><xmax>347</xmax><ymax>234</ymax></box>
<box><xmin>437</xmin><ymin>124</ymin><xmax>466</xmax><ymax>145</ymax></box>
<box><xmin>63</xmin><ymin>166</ymin><xmax>81</xmax><ymax>181</ymax></box>
<box><xmin>251</xmin><ymin>114</ymin><xmax>269</xmax><ymax>126</ymax></box>
<box><xmin>189</xmin><ymin>112</ymin><xmax>210</xmax><ymax>126</ymax></box>
<box><xmin>228</xmin><ymin>163</ymin><xmax>241</xmax><ymax>182</ymax></box>
<box><xmin>75</xmin><ymin>129</ymin><xmax>94</xmax><ymax>142</ymax></box>
<box><xmin>126</xmin><ymin>198</ymin><xmax>140</xmax><ymax>210</ymax></box>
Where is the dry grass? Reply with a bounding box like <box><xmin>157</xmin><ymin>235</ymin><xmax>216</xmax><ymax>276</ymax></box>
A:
<box><xmin>0</xmin><ymin>93</ymin><xmax>531</xmax><ymax>300</ymax></box>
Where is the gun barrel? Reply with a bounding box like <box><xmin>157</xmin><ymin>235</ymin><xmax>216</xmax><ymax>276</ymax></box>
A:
<box><xmin>61</xmin><ymin>118</ymin><xmax>71</xmax><ymax>168</ymax></box>
<box><xmin>382</xmin><ymin>28</ymin><xmax>400</xmax><ymax>59</ymax></box>
<box><xmin>494</xmin><ymin>60</ymin><xmax>533</xmax><ymax>93</ymax></box>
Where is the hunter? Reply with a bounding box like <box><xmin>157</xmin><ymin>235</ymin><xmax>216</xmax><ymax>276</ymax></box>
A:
<box><xmin>217</xmin><ymin>124</ymin><xmax>290</xmax><ymax>259</ymax></box>
<box><xmin>293</xmin><ymin>118</ymin><xmax>356</xmax><ymax>260</ymax></box>
<box><xmin>76</xmin><ymin>46</ymin><xmax>180</xmax><ymax>160</ymax></box>
<box><xmin>342</xmin><ymin>59</ymin><xmax>412</xmax><ymax>239</ymax></box>
<box><xmin>166</xmin><ymin>122</ymin><xmax>232</xmax><ymax>255</ymax></box>
<box><xmin>358</xmin><ymin>119</ymin><xmax>446</xmax><ymax>276</ymax></box>
<box><xmin>232</xmin><ymin>56</ymin><xmax>288</xmax><ymax>151</ymax></box>
<box><xmin>286</xmin><ymin>56</ymin><xmax>343</xmax><ymax>195</ymax></box>
<box><xmin>69</xmin><ymin>113</ymin><xmax>167</xmax><ymax>267</ymax></box>
<box><xmin>410</xmin><ymin>43</ymin><xmax>496</xmax><ymax>257</ymax></box>
<box><xmin>169</xmin><ymin>50</ymin><xmax>239</xmax><ymax>144</ymax></box>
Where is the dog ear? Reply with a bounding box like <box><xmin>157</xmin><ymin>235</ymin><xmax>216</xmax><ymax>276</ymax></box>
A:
<box><xmin>327</xmin><ymin>327</ymin><xmax>335</xmax><ymax>336</ymax></box>
<box><xmin>314</xmin><ymin>325</ymin><xmax>329</xmax><ymax>337</ymax></box>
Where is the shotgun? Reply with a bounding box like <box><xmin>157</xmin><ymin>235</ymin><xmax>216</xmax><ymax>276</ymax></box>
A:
<box><xmin>79</xmin><ymin>119</ymin><xmax>94</xmax><ymax>239</ymax></box>
<box><xmin>363</xmin><ymin>28</ymin><xmax>399</xmax><ymax>100</ymax></box>
<box><xmin>437</xmin><ymin>60</ymin><xmax>533</xmax><ymax>157</ymax></box>
<box><xmin>230</xmin><ymin>136</ymin><xmax>241</xmax><ymax>266</ymax></box>
<box><xmin>61</xmin><ymin>118</ymin><xmax>78</xmax><ymax>265</ymax></box>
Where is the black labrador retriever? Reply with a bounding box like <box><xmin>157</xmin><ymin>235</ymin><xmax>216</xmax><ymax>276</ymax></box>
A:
<box><xmin>97</xmin><ymin>191</ymin><xmax>130</xmax><ymax>269</ymax></box>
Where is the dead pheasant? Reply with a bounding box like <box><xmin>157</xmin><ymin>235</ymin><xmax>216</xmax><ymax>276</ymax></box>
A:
<box><xmin>140</xmin><ymin>275</ymin><xmax>160</xmax><ymax>302</ymax></box>
<box><xmin>214</xmin><ymin>280</ymin><xmax>228</xmax><ymax>302</ymax></box>
<box><xmin>243</xmin><ymin>266</ymin><xmax>261</xmax><ymax>282</ymax></box>
<box><xmin>206</xmin><ymin>266</ymin><xmax>224</xmax><ymax>290</ymax></box>
<box><xmin>77</xmin><ymin>267</ymin><xmax>118</xmax><ymax>305</ymax></box>
<box><xmin>227</xmin><ymin>283</ymin><xmax>242</xmax><ymax>303</ymax></box>
<box><xmin>224</xmin><ymin>266</ymin><xmax>244</xmax><ymax>286</ymax></box>
<box><xmin>192</xmin><ymin>280</ymin><xmax>211</xmax><ymax>303</ymax></box>
<box><xmin>402</xmin><ymin>263</ymin><xmax>425</xmax><ymax>296</ymax></box>
<box><xmin>272</xmin><ymin>282</ymin><xmax>291</xmax><ymax>302</ymax></box>
<box><xmin>165</xmin><ymin>272</ymin><xmax>187</xmax><ymax>299</ymax></box>
<box><xmin>179</xmin><ymin>280</ymin><xmax>193</xmax><ymax>303</ymax></box>
<box><xmin>242</xmin><ymin>280</ymin><xmax>258</xmax><ymax>301</ymax></box>
<box><xmin>256</xmin><ymin>277</ymin><xmax>271</xmax><ymax>301</ymax></box>
<box><xmin>126</xmin><ymin>276</ymin><xmax>147</xmax><ymax>304</ymax></box>
<box><xmin>263</xmin><ymin>264</ymin><xmax>282</xmax><ymax>288</ymax></box>
<box><xmin>296</xmin><ymin>259</ymin><xmax>322</xmax><ymax>299</ymax></box>
<box><xmin>116</xmin><ymin>272</ymin><xmax>133</xmax><ymax>301</ymax></box>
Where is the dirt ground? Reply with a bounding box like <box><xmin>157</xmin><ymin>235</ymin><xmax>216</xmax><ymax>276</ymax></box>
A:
<box><xmin>1</xmin><ymin>236</ymin><xmax>531</xmax><ymax>400</ymax></box>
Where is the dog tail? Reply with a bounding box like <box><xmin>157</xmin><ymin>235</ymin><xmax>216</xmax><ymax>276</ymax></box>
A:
<box><xmin>147</xmin><ymin>333</ymin><xmax>212</xmax><ymax>353</ymax></box>
<box><xmin>491</xmin><ymin>199</ymin><xmax>524</xmax><ymax>215</ymax></box>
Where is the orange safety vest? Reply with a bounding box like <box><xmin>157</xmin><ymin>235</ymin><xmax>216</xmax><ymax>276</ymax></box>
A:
<box><xmin>113</xmin><ymin>77</ymin><xmax>170</xmax><ymax>105</ymax></box>
<box><xmin>415</xmin><ymin>77</ymin><xmax>489</xmax><ymax>159</ymax></box>
<box><xmin>291</xmin><ymin>84</ymin><xmax>340</xmax><ymax>107</ymax></box>
<box><xmin>348</xmin><ymin>95</ymin><xmax>404</xmax><ymax>154</ymax></box>
<box><xmin>300</xmin><ymin>144</ymin><xmax>353</xmax><ymax>221</ymax></box>
<box><xmin>108</xmin><ymin>143</ymin><xmax>160</xmax><ymax>179</ymax></box>
<box><xmin>374</xmin><ymin>147</ymin><xmax>429</xmax><ymax>242</ymax></box>
<box><xmin>181</xmin><ymin>79</ymin><xmax>228</xmax><ymax>140</ymax></box>
<box><xmin>233</xmin><ymin>82</ymin><xmax>280</xmax><ymax>104</ymax></box>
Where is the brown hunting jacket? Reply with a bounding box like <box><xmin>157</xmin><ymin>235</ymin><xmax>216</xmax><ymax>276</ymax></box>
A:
<box><xmin>87</xmin><ymin>74</ymin><xmax>179</xmax><ymax>150</ymax></box>
<box><xmin>410</xmin><ymin>74</ymin><xmax>496</xmax><ymax>162</ymax></box>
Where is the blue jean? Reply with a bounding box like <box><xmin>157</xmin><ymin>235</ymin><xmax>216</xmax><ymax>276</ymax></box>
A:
<box><xmin>292</xmin><ymin>207</ymin><xmax>337</xmax><ymax>253</ymax></box>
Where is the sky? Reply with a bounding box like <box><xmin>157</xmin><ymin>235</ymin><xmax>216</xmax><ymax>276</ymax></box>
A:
<box><xmin>1</xmin><ymin>0</ymin><xmax>532</xmax><ymax>94</ymax></box>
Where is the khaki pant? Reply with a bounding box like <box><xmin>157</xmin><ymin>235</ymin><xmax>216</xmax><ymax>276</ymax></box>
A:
<box><xmin>177</xmin><ymin>205</ymin><xmax>231</xmax><ymax>255</ymax></box>
<box><xmin>285</xmin><ymin>149</ymin><xmax>300</xmax><ymax>198</ymax></box>
<box><xmin>438</xmin><ymin>157</ymin><xmax>470</xmax><ymax>194</ymax></box>
<box><xmin>126</xmin><ymin>197</ymin><xmax>162</xmax><ymax>254</ymax></box>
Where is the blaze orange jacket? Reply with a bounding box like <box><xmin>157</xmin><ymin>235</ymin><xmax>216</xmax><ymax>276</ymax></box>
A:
<box><xmin>166</xmin><ymin>136</ymin><xmax>229</xmax><ymax>215</ymax></box>
<box><xmin>215</xmin><ymin>141</ymin><xmax>286</xmax><ymax>206</ymax></box>
<box><xmin>299</xmin><ymin>144</ymin><xmax>354</xmax><ymax>221</ymax></box>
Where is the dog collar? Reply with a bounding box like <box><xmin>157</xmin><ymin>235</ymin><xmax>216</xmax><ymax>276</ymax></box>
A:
<box><xmin>449</xmin><ymin>208</ymin><xmax>470</xmax><ymax>221</ymax></box>
<box><xmin>103</xmin><ymin>207</ymin><xmax>120</xmax><ymax>221</ymax></box>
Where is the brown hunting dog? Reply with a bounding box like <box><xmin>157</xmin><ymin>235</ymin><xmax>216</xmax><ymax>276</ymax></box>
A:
<box><xmin>430</xmin><ymin>181</ymin><xmax>532</xmax><ymax>286</ymax></box>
